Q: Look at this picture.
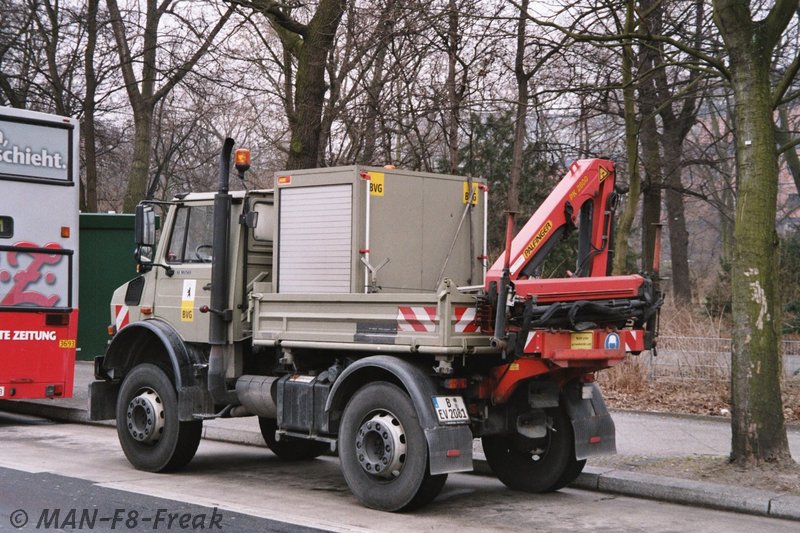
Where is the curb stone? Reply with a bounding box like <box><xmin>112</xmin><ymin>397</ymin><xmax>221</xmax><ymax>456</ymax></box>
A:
<box><xmin>574</xmin><ymin>466</ymin><xmax>800</xmax><ymax>521</ymax></box>
<box><xmin>769</xmin><ymin>494</ymin><xmax>800</xmax><ymax>520</ymax></box>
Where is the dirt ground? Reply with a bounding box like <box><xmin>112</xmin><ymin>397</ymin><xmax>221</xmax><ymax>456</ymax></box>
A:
<box><xmin>595</xmin><ymin>374</ymin><xmax>800</xmax><ymax>496</ymax></box>
<box><xmin>600</xmin><ymin>377</ymin><xmax>800</xmax><ymax>423</ymax></box>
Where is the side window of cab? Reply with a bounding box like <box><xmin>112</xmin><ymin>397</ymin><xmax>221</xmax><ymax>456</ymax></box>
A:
<box><xmin>166</xmin><ymin>205</ymin><xmax>214</xmax><ymax>263</ymax></box>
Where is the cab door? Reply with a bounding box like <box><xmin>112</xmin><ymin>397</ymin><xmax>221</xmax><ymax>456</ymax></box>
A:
<box><xmin>154</xmin><ymin>203</ymin><xmax>214</xmax><ymax>341</ymax></box>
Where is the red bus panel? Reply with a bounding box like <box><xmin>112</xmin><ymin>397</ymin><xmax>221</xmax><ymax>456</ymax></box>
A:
<box><xmin>0</xmin><ymin>309</ymin><xmax>77</xmax><ymax>399</ymax></box>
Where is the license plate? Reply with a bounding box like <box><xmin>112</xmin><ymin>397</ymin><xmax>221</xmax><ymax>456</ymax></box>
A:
<box><xmin>432</xmin><ymin>396</ymin><xmax>469</xmax><ymax>424</ymax></box>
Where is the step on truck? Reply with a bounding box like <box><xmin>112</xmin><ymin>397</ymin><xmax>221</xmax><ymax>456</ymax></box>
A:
<box><xmin>89</xmin><ymin>139</ymin><xmax>661</xmax><ymax>511</ymax></box>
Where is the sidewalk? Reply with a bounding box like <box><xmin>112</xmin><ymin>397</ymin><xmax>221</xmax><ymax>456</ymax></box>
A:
<box><xmin>2</xmin><ymin>361</ymin><xmax>799</xmax><ymax>521</ymax></box>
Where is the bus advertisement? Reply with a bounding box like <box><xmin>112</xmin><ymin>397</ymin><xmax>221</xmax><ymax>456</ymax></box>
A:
<box><xmin>0</xmin><ymin>107</ymin><xmax>79</xmax><ymax>399</ymax></box>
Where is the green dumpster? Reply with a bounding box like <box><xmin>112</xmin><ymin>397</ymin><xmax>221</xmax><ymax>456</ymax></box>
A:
<box><xmin>77</xmin><ymin>214</ymin><xmax>137</xmax><ymax>361</ymax></box>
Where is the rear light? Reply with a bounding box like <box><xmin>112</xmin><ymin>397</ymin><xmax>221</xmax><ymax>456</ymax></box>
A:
<box><xmin>446</xmin><ymin>449</ymin><xmax>461</xmax><ymax>457</ymax></box>
<box><xmin>45</xmin><ymin>384</ymin><xmax>64</xmax><ymax>397</ymax></box>
<box><xmin>107</xmin><ymin>325</ymin><xmax>116</xmax><ymax>336</ymax></box>
<box><xmin>443</xmin><ymin>378</ymin><xmax>468</xmax><ymax>389</ymax></box>
<box><xmin>589</xmin><ymin>436</ymin><xmax>602</xmax><ymax>444</ymax></box>
<box><xmin>582</xmin><ymin>373</ymin><xmax>596</xmax><ymax>383</ymax></box>
<box><xmin>61</xmin><ymin>226</ymin><xmax>70</xmax><ymax>238</ymax></box>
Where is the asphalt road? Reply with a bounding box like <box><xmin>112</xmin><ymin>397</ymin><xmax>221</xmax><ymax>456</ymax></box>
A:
<box><xmin>1</xmin><ymin>412</ymin><xmax>797</xmax><ymax>533</ymax></box>
<box><xmin>0</xmin><ymin>467</ymin><xmax>323</xmax><ymax>532</ymax></box>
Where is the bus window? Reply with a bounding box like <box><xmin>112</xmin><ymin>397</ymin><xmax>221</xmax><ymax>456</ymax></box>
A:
<box><xmin>0</xmin><ymin>216</ymin><xmax>12</xmax><ymax>238</ymax></box>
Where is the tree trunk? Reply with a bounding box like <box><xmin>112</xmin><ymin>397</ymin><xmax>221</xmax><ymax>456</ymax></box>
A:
<box><xmin>361</xmin><ymin>0</ymin><xmax>396</xmax><ymax>165</ymax></box>
<box><xmin>636</xmin><ymin>0</ymin><xmax>663</xmax><ymax>276</ymax></box>
<box><xmin>285</xmin><ymin>0</ymin><xmax>346</xmax><ymax>169</ymax></box>
<box><xmin>508</xmin><ymin>0</ymin><xmax>531</xmax><ymax>215</ymax></box>
<box><xmin>82</xmin><ymin>0</ymin><xmax>99</xmax><ymax>212</ymax></box>
<box><xmin>639</xmin><ymin>146</ymin><xmax>662</xmax><ymax>275</ymax></box>
<box><xmin>124</xmin><ymin>106</ymin><xmax>155</xmax><ymax>212</ymax></box>
<box><xmin>638</xmin><ymin>91</ymin><xmax>662</xmax><ymax>274</ymax></box>
<box><xmin>445</xmin><ymin>0</ymin><xmax>460</xmax><ymax>175</ymax></box>
<box><xmin>662</xmin><ymin>130</ymin><xmax>692</xmax><ymax>303</ymax></box>
<box><xmin>713</xmin><ymin>0</ymin><xmax>794</xmax><ymax>465</ymax></box>
<box><xmin>728</xmin><ymin>51</ymin><xmax>790</xmax><ymax>465</ymax></box>
<box><xmin>612</xmin><ymin>0</ymin><xmax>640</xmax><ymax>275</ymax></box>
<box><xmin>777</xmin><ymin>107</ymin><xmax>800</xmax><ymax>194</ymax></box>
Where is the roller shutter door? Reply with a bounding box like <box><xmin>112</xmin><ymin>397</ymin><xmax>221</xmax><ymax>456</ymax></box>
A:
<box><xmin>278</xmin><ymin>184</ymin><xmax>352</xmax><ymax>293</ymax></box>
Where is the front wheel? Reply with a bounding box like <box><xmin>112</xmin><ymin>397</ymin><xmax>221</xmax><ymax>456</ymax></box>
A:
<box><xmin>339</xmin><ymin>382</ymin><xmax>447</xmax><ymax>511</ymax></box>
<box><xmin>482</xmin><ymin>406</ymin><xmax>584</xmax><ymax>492</ymax></box>
<box><xmin>116</xmin><ymin>363</ymin><xmax>202</xmax><ymax>472</ymax></box>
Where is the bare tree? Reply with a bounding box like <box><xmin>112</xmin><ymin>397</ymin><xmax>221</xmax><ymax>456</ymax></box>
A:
<box><xmin>714</xmin><ymin>0</ymin><xmax>798</xmax><ymax>466</ymax></box>
<box><xmin>0</xmin><ymin>1</ymin><xmax>39</xmax><ymax>108</ymax></box>
<box><xmin>106</xmin><ymin>0</ymin><xmax>234</xmax><ymax>212</ymax></box>
<box><xmin>611</xmin><ymin>0</ymin><xmax>641</xmax><ymax>275</ymax></box>
<box><xmin>83</xmin><ymin>0</ymin><xmax>101</xmax><ymax>211</ymax></box>
<box><xmin>234</xmin><ymin>0</ymin><xmax>347</xmax><ymax>169</ymax></box>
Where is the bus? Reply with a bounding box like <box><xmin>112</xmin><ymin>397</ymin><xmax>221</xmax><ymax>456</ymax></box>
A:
<box><xmin>0</xmin><ymin>107</ymin><xmax>79</xmax><ymax>399</ymax></box>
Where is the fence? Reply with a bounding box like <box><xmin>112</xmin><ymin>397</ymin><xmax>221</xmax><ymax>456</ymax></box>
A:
<box><xmin>633</xmin><ymin>336</ymin><xmax>800</xmax><ymax>381</ymax></box>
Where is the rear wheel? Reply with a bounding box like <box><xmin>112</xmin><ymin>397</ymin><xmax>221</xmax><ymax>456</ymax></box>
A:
<box><xmin>481</xmin><ymin>406</ymin><xmax>584</xmax><ymax>492</ymax></box>
<box><xmin>116</xmin><ymin>363</ymin><xmax>202</xmax><ymax>472</ymax></box>
<box><xmin>258</xmin><ymin>417</ymin><xmax>328</xmax><ymax>460</ymax></box>
<box><xmin>339</xmin><ymin>382</ymin><xmax>447</xmax><ymax>511</ymax></box>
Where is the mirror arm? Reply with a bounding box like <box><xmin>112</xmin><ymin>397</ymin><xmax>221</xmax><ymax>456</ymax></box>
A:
<box><xmin>152</xmin><ymin>263</ymin><xmax>174</xmax><ymax>277</ymax></box>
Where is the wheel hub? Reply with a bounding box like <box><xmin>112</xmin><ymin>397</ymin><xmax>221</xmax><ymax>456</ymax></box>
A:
<box><xmin>126</xmin><ymin>390</ymin><xmax>165</xmax><ymax>444</ymax></box>
<box><xmin>354</xmin><ymin>412</ymin><xmax>406</xmax><ymax>479</ymax></box>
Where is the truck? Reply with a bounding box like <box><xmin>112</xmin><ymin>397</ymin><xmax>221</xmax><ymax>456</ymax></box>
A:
<box><xmin>0</xmin><ymin>107</ymin><xmax>80</xmax><ymax>400</ymax></box>
<box><xmin>89</xmin><ymin>139</ymin><xmax>661</xmax><ymax>511</ymax></box>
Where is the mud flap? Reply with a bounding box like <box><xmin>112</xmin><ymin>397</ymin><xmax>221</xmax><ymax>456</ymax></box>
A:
<box><xmin>424</xmin><ymin>424</ymin><xmax>474</xmax><ymax>475</ymax></box>
<box><xmin>563</xmin><ymin>383</ymin><xmax>616</xmax><ymax>459</ymax></box>
<box><xmin>326</xmin><ymin>355</ymin><xmax>476</xmax><ymax>476</ymax></box>
<box><xmin>89</xmin><ymin>380</ymin><xmax>119</xmax><ymax>421</ymax></box>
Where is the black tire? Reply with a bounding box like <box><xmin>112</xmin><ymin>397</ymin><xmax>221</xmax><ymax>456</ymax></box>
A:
<box><xmin>258</xmin><ymin>417</ymin><xmax>328</xmax><ymax>460</ymax></box>
<box><xmin>116</xmin><ymin>363</ymin><xmax>202</xmax><ymax>473</ymax></box>
<box><xmin>551</xmin><ymin>455</ymin><xmax>586</xmax><ymax>491</ymax></box>
<box><xmin>339</xmin><ymin>382</ymin><xmax>447</xmax><ymax>512</ymax></box>
<box><xmin>481</xmin><ymin>406</ymin><xmax>583</xmax><ymax>493</ymax></box>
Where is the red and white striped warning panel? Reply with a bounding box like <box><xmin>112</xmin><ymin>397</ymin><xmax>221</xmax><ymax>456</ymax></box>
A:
<box><xmin>114</xmin><ymin>305</ymin><xmax>130</xmax><ymax>330</ymax></box>
<box><xmin>621</xmin><ymin>330</ymin><xmax>643</xmax><ymax>351</ymax></box>
<box><xmin>397</xmin><ymin>306</ymin><xmax>438</xmax><ymax>333</ymax></box>
<box><xmin>453</xmin><ymin>306</ymin><xmax>481</xmax><ymax>333</ymax></box>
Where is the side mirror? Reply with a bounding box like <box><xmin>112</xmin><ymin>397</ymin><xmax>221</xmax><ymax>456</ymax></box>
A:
<box><xmin>242</xmin><ymin>210</ymin><xmax>259</xmax><ymax>229</ymax></box>
<box><xmin>252</xmin><ymin>202</ymin><xmax>274</xmax><ymax>241</ymax></box>
<box><xmin>135</xmin><ymin>204</ymin><xmax>156</xmax><ymax>247</ymax></box>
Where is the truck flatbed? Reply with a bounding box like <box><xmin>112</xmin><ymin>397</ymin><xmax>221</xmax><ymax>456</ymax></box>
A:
<box><xmin>251</xmin><ymin>280</ymin><xmax>496</xmax><ymax>355</ymax></box>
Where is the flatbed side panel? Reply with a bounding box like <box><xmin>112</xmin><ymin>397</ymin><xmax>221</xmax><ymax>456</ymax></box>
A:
<box><xmin>251</xmin><ymin>288</ymin><xmax>495</xmax><ymax>353</ymax></box>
